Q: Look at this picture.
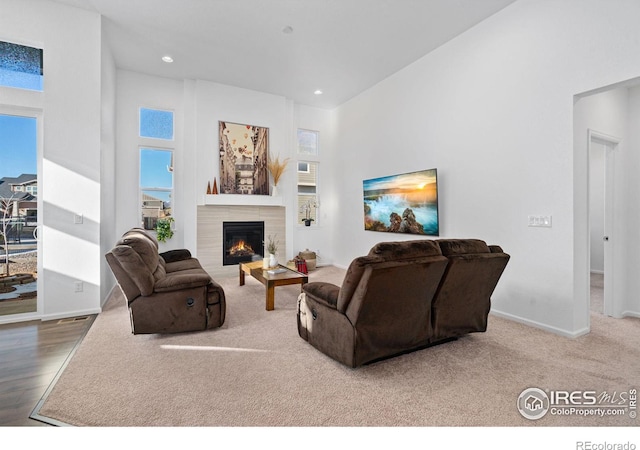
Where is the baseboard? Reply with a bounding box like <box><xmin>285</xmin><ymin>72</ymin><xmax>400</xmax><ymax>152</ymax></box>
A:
<box><xmin>490</xmin><ymin>309</ymin><xmax>589</xmax><ymax>338</ymax></box>
<box><xmin>621</xmin><ymin>310</ymin><xmax>640</xmax><ymax>319</ymax></box>
<box><xmin>39</xmin><ymin>307</ymin><xmax>102</xmax><ymax>322</ymax></box>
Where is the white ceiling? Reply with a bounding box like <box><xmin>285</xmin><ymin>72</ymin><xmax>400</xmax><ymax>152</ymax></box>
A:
<box><xmin>48</xmin><ymin>0</ymin><xmax>517</xmax><ymax>109</ymax></box>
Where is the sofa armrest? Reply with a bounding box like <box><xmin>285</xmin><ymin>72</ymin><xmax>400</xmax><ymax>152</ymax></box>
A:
<box><xmin>154</xmin><ymin>272</ymin><xmax>212</xmax><ymax>293</ymax></box>
<box><xmin>159</xmin><ymin>249</ymin><xmax>192</xmax><ymax>263</ymax></box>
<box><xmin>302</xmin><ymin>282</ymin><xmax>340</xmax><ymax>309</ymax></box>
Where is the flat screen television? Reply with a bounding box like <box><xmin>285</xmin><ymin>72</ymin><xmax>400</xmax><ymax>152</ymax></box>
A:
<box><xmin>363</xmin><ymin>168</ymin><xmax>439</xmax><ymax>236</ymax></box>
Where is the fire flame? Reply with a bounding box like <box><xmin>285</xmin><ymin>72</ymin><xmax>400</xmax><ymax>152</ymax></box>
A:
<box><xmin>229</xmin><ymin>240</ymin><xmax>254</xmax><ymax>255</ymax></box>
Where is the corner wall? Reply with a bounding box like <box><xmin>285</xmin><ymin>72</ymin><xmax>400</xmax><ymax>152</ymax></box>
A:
<box><xmin>0</xmin><ymin>0</ymin><xmax>103</xmax><ymax>322</ymax></box>
<box><xmin>331</xmin><ymin>0</ymin><xmax>640</xmax><ymax>336</ymax></box>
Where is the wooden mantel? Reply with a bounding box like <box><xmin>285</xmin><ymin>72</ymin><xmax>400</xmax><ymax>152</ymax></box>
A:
<box><xmin>201</xmin><ymin>194</ymin><xmax>283</xmax><ymax>207</ymax></box>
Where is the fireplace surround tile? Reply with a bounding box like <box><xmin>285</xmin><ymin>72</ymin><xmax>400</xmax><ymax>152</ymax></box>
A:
<box><xmin>197</xmin><ymin>205</ymin><xmax>286</xmax><ymax>278</ymax></box>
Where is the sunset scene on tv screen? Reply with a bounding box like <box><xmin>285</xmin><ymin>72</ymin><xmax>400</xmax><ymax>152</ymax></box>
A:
<box><xmin>363</xmin><ymin>168</ymin><xmax>439</xmax><ymax>236</ymax></box>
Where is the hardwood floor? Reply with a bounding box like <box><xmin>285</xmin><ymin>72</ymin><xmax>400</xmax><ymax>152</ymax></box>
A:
<box><xmin>0</xmin><ymin>315</ymin><xmax>95</xmax><ymax>426</ymax></box>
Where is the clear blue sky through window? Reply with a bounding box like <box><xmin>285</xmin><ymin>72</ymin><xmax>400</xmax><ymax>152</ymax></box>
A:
<box><xmin>0</xmin><ymin>114</ymin><xmax>37</xmax><ymax>179</ymax></box>
<box><xmin>140</xmin><ymin>148</ymin><xmax>173</xmax><ymax>206</ymax></box>
<box><xmin>140</xmin><ymin>108</ymin><xmax>173</xmax><ymax>140</ymax></box>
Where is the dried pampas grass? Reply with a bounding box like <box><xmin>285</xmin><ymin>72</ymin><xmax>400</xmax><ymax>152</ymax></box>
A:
<box><xmin>267</xmin><ymin>154</ymin><xmax>290</xmax><ymax>186</ymax></box>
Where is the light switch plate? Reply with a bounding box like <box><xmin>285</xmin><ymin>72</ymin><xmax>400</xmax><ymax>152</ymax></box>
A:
<box><xmin>528</xmin><ymin>215</ymin><xmax>552</xmax><ymax>227</ymax></box>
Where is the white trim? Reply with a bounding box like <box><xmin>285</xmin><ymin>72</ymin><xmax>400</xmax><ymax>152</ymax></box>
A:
<box><xmin>202</xmin><ymin>194</ymin><xmax>283</xmax><ymax>206</ymax></box>
<box><xmin>490</xmin><ymin>308</ymin><xmax>590</xmax><ymax>338</ymax></box>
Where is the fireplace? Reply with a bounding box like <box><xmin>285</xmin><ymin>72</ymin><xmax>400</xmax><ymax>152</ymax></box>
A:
<box><xmin>222</xmin><ymin>221</ymin><xmax>264</xmax><ymax>266</ymax></box>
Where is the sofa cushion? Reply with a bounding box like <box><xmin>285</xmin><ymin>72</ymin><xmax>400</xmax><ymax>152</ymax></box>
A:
<box><xmin>154</xmin><ymin>272</ymin><xmax>213</xmax><ymax>292</ymax></box>
<box><xmin>303</xmin><ymin>282</ymin><xmax>340</xmax><ymax>309</ymax></box>
<box><xmin>153</xmin><ymin>259</ymin><xmax>167</xmax><ymax>282</ymax></box>
<box><xmin>437</xmin><ymin>239</ymin><xmax>491</xmax><ymax>256</ymax></box>
<box><xmin>368</xmin><ymin>240</ymin><xmax>442</xmax><ymax>260</ymax></box>
<box><xmin>111</xmin><ymin>245</ymin><xmax>155</xmax><ymax>296</ymax></box>
<box><xmin>336</xmin><ymin>256</ymin><xmax>369</xmax><ymax>310</ymax></box>
<box><xmin>160</xmin><ymin>249</ymin><xmax>192</xmax><ymax>263</ymax></box>
<box><xmin>117</xmin><ymin>229</ymin><xmax>159</xmax><ymax>274</ymax></box>
<box><xmin>124</xmin><ymin>228</ymin><xmax>158</xmax><ymax>248</ymax></box>
<box><xmin>165</xmin><ymin>258</ymin><xmax>204</xmax><ymax>273</ymax></box>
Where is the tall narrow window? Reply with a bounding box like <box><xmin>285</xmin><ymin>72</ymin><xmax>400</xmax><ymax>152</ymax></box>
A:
<box><xmin>139</xmin><ymin>107</ymin><xmax>174</xmax><ymax>231</ymax></box>
<box><xmin>0</xmin><ymin>113</ymin><xmax>38</xmax><ymax>316</ymax></box>
<box><xmin>140</xmin><ymin>148</ymin><xmax>173</xmax><ymax>230</ymax></box>
<box><xmin>297</xmin><ymin>129</ymin><xmax>319</xmax><ymax>226</ymax></box>
<box><xmin>0</xmin><ymin>41</ymin><xmax>43</xmax><ymax>91</ymax></box>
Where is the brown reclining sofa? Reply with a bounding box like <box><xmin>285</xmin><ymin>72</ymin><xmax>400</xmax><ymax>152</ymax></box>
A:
<box><xmin>297</xmin><ymin>238</ymin><xmax>509</xmax><ymax>367</ymax></box>
<box><xmin>105</xmin><ymin>228</ymin><xmax>226</xmax><ymax>334</ymax></box>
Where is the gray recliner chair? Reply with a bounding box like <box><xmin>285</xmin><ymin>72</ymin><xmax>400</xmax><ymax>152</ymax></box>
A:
<box><xmin>105</xmin><ymin>228</ymin><xmax>226</xmax><ymax>334</ymax></box>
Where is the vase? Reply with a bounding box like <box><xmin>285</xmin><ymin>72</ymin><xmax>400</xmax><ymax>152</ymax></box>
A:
<box><xmin>269</xmin><ymin>253</ymin><xmax>278</xmax><ymax>268</ymax></box>
<box><xmin>303</xmin><ymin>219</ymin><xmax>312</xmax><ymax>226</ymax></box>
<box><xmin>271</xmin><ymin>185</ymin><xmax>278</xmax><ymax>196</ymax></box>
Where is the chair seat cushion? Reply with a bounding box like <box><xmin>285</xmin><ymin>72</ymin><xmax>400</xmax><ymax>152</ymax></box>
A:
<box><xmin>154</xmin><ymin>272</ymin><xmax>212</xmax><ymax>292</ymax></box>
<box><xmin>165</xmin><ymin>258</ymin><xmax>204</xmax><ymax>273</ymax></box>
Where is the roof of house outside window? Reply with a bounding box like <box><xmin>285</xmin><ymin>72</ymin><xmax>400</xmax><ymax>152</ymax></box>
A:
<box><xmin>0</xmin><ymin>174</ymin><xmax>37</xmax><ymax>201</ymax></box>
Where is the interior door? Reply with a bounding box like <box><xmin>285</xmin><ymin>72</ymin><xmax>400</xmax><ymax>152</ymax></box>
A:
<box><xmin>588</xmin><ymin>130</ymin><xmax>619</xmax><ymax>317</ymax></box>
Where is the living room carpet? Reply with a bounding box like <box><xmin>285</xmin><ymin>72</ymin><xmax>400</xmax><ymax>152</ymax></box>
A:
<box><xmin>35</xmin><ymin>266</ymin><xmax>639</xmax><ymax>427</ymax></box>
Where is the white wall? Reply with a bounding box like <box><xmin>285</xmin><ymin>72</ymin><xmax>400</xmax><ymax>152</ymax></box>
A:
<box><xmin>293</xmin><ymin>104</ymin><xmax>336</xmax><ymax>265</ymax></box>
<box><xmin>331</xmin><ymin>0</ymin><xmax>640</xmax><ymax>336</ymax></box>
<box><xmin>0</xmin><ymin>0</ymin><xmax>103</xmax><ymax>323</ymax></box>
<box><xmin>115</xmin><ymin>76</ymin><xmax>335</xmax><ymax>266</ymax></box>
<box><xmin>191</xmin><ymin>80</ymin><xmax>289</xmax><ymax>255</ymax></box>
<box><xmin>115</xmin><ymin>71</ymin><xmax>185</xmax><ymax>251</ymax></box>
<box><xmin>623</xmin><ymin>86</ymin><xmax>640</xmax><ymax>317</ymax></box>
<box><xmin>100</xmin><ymin>16</ymin><xmax>117</xmax><ymax>305</ymax></box>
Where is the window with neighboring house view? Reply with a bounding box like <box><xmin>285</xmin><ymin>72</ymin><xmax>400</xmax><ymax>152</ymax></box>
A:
<box><xmin>139</xmin><ymin>108</ymin><xmax>174</xmax><ymax>231</ymax></box>
<box><xmin>297</xmin><ymin>129</ymin><xmax>319</xmax><ymax>225</ymax></box>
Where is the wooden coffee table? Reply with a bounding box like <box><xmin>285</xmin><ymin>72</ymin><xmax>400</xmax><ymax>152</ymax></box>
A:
<box><xmin>239</xmin><ymin>260</ymin><xmax>308</xmax><ymax>311</ymax></box>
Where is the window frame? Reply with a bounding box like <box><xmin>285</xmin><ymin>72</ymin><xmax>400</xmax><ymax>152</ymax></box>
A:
<box><xmin>138</xmin><ymin>106</ymin><xmax>175</xmax><ymax>232</ymax></box>
<box><xmin>139</xmin><ymin>107</ymin><xmax>175</xmax><ymax>141</ymax></box>
<box><xmin>296</xmin><ymin>129</ymin><xmax>320</xmax><ymax>227</ymax></box>
<box><xmin>0</xmin><ymin>39</ymin><xmax>44</xmax><ymax>92</ymax></box>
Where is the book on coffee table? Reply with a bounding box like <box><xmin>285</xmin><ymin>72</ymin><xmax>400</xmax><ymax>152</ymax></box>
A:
<box><xmin>266</xmin><ymin>268</ymin><xmax>287</xmax><ymax>275</ymax></box>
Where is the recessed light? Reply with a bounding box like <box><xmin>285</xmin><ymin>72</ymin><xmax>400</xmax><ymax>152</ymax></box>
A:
<box><xmin>162</xmin><ymin>55</ymin><xmax>174</xmax><ymax>63</ymax></box>
<box><xmin>314</xmin><ymin>89</ymin><xmax>323</xmax><ymax>95</ymax></box>
<box><xmin>282</xmin><ymin>26</ymin><xmax>293</xmax><ymax>34</ymax></box>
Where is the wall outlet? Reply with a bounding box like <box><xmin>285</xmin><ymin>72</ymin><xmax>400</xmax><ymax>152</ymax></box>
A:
<box><xmin>74</xmin><ymin>213</ymin><xmax>83</xmax><ymax>224</ymax></box>
<box><xmin>74</xmin><ymin>281</ymin><xmax>83</xmax><ymax>292</ymax></box>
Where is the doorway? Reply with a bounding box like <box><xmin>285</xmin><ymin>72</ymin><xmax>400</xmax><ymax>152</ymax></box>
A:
<box><xmin>588</xmin><ymin>129</ymin><xmax>619</xmax><ymax>317</ymax></box>
<box><xmin>0</xmin><ymin>112</ymin><xmax>39</xmax><ymax>317</ymax></box>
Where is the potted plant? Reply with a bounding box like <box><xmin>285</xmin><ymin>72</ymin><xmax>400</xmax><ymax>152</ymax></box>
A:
<box><xmin>300</xmin><ymin>199</ymin><xmax>317</xmax><ymax>226</ymax></box>
<box><xmin>266</xmin><ymin>234</ymin><xmax>279</xmax><ymax>267</ymax></box>
<box><xmin>267</xmin><ymin>154</ymin><xmax>289</xmax><ymax>196</ymax></box>
<box><xmin>155</xmin><ymin>217</ymin><xmax>175</xmax><ymax>243</ymax></box>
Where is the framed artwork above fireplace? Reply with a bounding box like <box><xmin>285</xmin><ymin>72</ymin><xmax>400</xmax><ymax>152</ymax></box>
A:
<box><xmin>218</xmin><ymin>121</ymin><xmax>270</xmax><ymax>195</ymax></box>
